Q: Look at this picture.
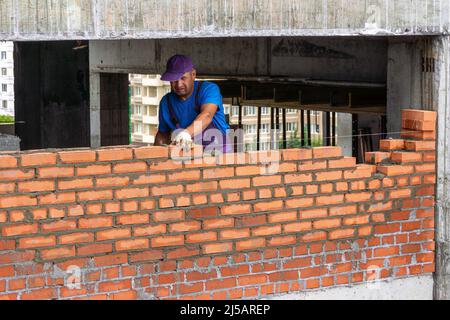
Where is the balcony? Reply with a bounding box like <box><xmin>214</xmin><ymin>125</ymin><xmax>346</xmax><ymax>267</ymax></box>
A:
<box><xmin>142</xmin><ymin>115</ymin><xmax>159</xmax><ymax>125</ymax></box>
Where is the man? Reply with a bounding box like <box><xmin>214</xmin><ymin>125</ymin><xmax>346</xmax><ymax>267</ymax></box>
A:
<box><xmin>154</xmin><ymin>54</ymin><xmax>231</xmax><ymax>153</ymax></box>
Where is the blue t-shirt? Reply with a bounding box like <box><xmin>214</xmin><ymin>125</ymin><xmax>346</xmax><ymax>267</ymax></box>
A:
<box><xmin>158</xmin><ymin>81</ymin><xmax>230</xmax><ymax>135</ymax></box>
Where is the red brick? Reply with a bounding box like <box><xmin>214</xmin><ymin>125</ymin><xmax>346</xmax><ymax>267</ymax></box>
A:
<box><xmin>378</xmin><ymin>165</ymin><xmax>414</xmax><ymax>176</ymax></box>
<box><xmin>116</xmin><ymin>213</ymin><xmax>149</xmax><ymax>225</ymax></box>
<box><xmin>59</xmin><ymin>232</ymin><xmax>94</xmax><ymax>245</ymax></box>
<box><xmin>96</xmin><ymin>228</ymin><xmax>131</xmax><ymax>241</ymax></box>
<box><xmin>186</xmin><ymin>232</ymin><xmax>217</xmax><ymax>243</ymax></box>
<box><xmin>380</xmin><ymin>139</ymin><xmax>405</xmax><ymax>151</ymax></box>
<box><xmin>77</xmin><ymin>243</ymin><xmax>113</xmax><ymax>256</ymax></box>
<box><xmin>268</xmin><ymin>211</ymin><xmax>297</xmax><ymax>223</ymax></box>
<box><xmin>313</xmin><ymin>218</ymin><xmax>341</xmax><ymax>229</ymax></box>
<box><xmin>238</xmin><ymin>274</ymin><xmax>267</xmax><ymax>286</ymax></box>
<box><xmin>252</xmin><ymin>175</ymin><xmax>282</xmax><ymax>187</ymax></box>
<box><xmin>316</xmin><ymin>194</ymin><xmax>344</xmax><ymax>206</ymax></box>
<box><xmin>169</xmin><ymin>221</ymin><xmax>201</xmax><ymax>233</ymax></box>
<box><xmin>236</xmin><ymin>238</ymin><xmax>265</xmax><ymax>251</ymax></box>
<box><xmin>2</xmin><ymin>223</ymin><xmax>38</xmax><ymax>237</ymax></box>
<box><xmin>96</xmin><ymin>176</ymin><xmax>129</xmax><ymax>188</ymax></box>
<box><xmin>220</xmin><ymin>228</ymin><xmax>250</xmax><ymax>240</ymax></box>
<box><xmin>0</xmin><ymin>195</ymin><xmax>37</xmax><ymax>208</ymax></box>
<box><xmin>254</xmin><ymin>200</ymin><xmax>283</xmax><ymax>212</ymax></box>
<box><xmin>21</xmin><ymin>153</ymin><xmax>56</xmax><ymax>166</ymax></box>
<box><xmin>329</xmin><ymin>229</ymin><xmax>355</xmax><ymax>240</ymax></box>
<box><xmin>221</xmin><ymin>204</ymin><xmax>251</xmax><ymax>215</ymax></box>
<box><xmin>78</xmin><ymin>216</ymin><xmax>113</xmax><ymax>229</ymax></box>
<box><xmin>152</xmin><ymin>210</ymin><xmax>184</xmax><ymax>222</ymax></box>
<box><xmin>282</xmin><ymin>149</ymin><xmax>312</xmax><ymax>161</ymax></box>
<box><xmin>18</xmin><ymin>236</ymin><xmax>56</xmax><ymax>248</ymax></box>
<box><xmin>97</xmin><ymin>148</ymin><xmax>132</xmax><ymax>161</ymax></box>
<box><xmin>58</xmin><ymin>150</ymin><xmax>96</xmax><ymax>163</ymax></box>
<box><xmin>219</xmin><ymin>178</ymin><xmax>250</xmax><ymax>190</ymax></box>
<box><xmin>344</xmin><ymin>165</ymin><xmax>375</xmax><ymax>179</ymax></box>
<box><xmin>267</xmin><ymin>235</ymin><xmax>296</xmax><ymax>246</ymax></box>
<box><xmin>203</xmin><ymin>167</ymin><xmax>234</xmax><ymax>179</ymax></box>
<box><xmin>312</xmin><ymin>147</ymin><xmax>341</xmax><ymax>159</ymax></box>
<box><xmin>365</xmin><ymin>152</ymin><xmax>390</xmax><ymax>164</ymax></box>
<box><xmin>402</xmin><ymin>119</ymin><xmax>436</xmax><ymax>131</ymax></box>
<box><xmin>405</xmin><ymin>140</ymin><xmax>435</xmax><ymax>151</ymax></box>
<box><xmin>77</xmin><ymin>164</ymin><xmax>111</xmax><ymax>176</ymax></box>
<box><xmin>316</xmin><ymin>170</ymin><xmax>342</xmax><ymax>181</ymax></box>
<box><xmin>115</xmin><ymin>187</ymin><xmax>149</xmax><ymax>199</ymax></box>
<box><xmin>151</xmin><ymin>184</ymin><xmax>183</xmax><ymax>196</ymax></box>
<box><xmin>202</xmin><ymin>242</ymin><xmax>232</xmax><ymax>254</ymax></box>
<box><xmin>202</xmin><ymin>218</ymin><xmax>234</xmax><ymax>230</ymax></box>
<box><xmin>252</xmin><ymin>225</ymin><xmax>282</xmax><ymax>237</ymax></box>
<box><xmin>98</xmin><ymin>279</ymin><xmax>132</xmax><ymax>293</ymax></box>
<box><xmin>286</xmin><ymin>197</ymin><xmax>314</xmax><ymax>208</ymax></box>
<box><xmin>187</xmin><ymin>206</ymin><xmax>218</xmax><ymax>219</ymax></box>
<box><xmin>134</xmin><ymin>146</ymin><xmax>168</xmax><ymax>159</ymax></box>
<box><xmin>21</xmin><ymin>288</ymin><xmax>57</xmax><ymax>300</ymax></box>
<box><xmin>133</xmin><ymin>224</ymin><xmax>166</xmax><ymax>237</ymax></box>
<box><xmin>284</xmin><ymin>173</ymin><xmax>313</xmax><ymax>184</ymax></box>
<box><xmin>151</xmin><ymin>235</ymin><xmax>184</xmax><ymax>247</ymax></box>
<box><xmin>283</xmin><ymin>222</ymin><xmax>312</xmax><ymax>233</ymax></box>
<box><xmin>78</xmin><ymin>190</ymin><xmax>112</xmax><ymax>201</ymax></box>
<box><xmin>402</xmin><ymin>109</ymin><xmax>437</xmax><ymax>122</ymax></box>
<box><xmin>130</xmin><ymin>250</ymin><xmax>163</xmax><ymax>263</ymax></box>
<box><xmin>41</xmin><ymin>246</ymin><xmax>75</xmax><ymax>260</ymax></box>
<box><xmin>0</xmin><ymin>168</ymin><xmax>34</xmax><ymax>181</ymax></box>
<box><xmin>38</xmin><ymin>167</ymin><xmax>74</xmax><ymax>178</ymax></box>
<box><xmin>116</xmin><ymin>238</ymin><xmax>149</xmax><ymax>251</ymax></box>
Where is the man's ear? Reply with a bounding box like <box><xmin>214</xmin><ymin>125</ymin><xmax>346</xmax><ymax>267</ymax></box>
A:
<box><xmin>191</xmin><ymin>69</ymin><xmax>197</xmax><ymax>80</ymax></box>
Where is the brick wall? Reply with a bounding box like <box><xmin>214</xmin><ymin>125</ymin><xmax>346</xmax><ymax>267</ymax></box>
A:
<box><xmin>0</xmin><ymin>109</ymin><xmax>436</xmax><ymax>300</ymax></box>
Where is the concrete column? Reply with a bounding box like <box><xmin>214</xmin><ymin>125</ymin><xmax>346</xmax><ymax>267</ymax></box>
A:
<box><xmin>336</xmin><ymin>113</ymin><xmax>352</xmax><ymax>157</ymax></box>
<box><xmin>386</xmin><ymin>39</ymin><xmax>423</xmax><ymax>137</ymax></box>
<box><xmin>89</xmin><ymin>71</ymin><xmax>101</xmax><ymax>148</ymax></box>
<box><xmin>434</xmin><ymin>36</ymin><xmax>450</xmax><ymax>300</ymax></box>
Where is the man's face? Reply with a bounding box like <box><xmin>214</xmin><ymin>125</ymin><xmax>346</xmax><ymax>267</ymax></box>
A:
<box><xmin>171</xmin><ymin>69</ymin><xmax>196</xmax><ymax>98</ymax></box>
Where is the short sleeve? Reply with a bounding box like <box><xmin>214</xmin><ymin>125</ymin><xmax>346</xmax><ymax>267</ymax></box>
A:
<box><xmin>158</xmin><ymin>96</ymin><xmax>171</xmax><ymax>133</ymax></box>
<box><xmin>199</xmin><ymin>83</ymin><xmax>223</xmax><ymax>108</ymax></box>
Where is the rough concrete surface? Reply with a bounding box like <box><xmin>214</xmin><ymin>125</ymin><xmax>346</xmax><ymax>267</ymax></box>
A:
<box><xmin>1</xmin><ymin>0</ymin><xmax>450</xmax><ymax>40</ymax></box>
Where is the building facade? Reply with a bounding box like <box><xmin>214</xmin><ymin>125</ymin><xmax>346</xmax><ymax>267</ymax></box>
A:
<box><xmin>0</xmin><ymin>41</ymin><xmax>14</xmax><ymax>117</ymax></box>
<box><xmin>129</xmin><ymin>74</ymin><xmax>171</xmax><ymax>145</ymax></box>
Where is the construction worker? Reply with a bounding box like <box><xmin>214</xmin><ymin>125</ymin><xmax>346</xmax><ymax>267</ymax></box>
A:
<box><xmin>154</xmin><ymin>54</ymin><xmax>232</xmax><ymax>153</ymax></box>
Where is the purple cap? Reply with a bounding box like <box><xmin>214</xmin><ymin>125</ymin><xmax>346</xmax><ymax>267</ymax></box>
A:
<box><xmin>161</xmin><ymin>55</ymin><xmax>194</xmax><ymax>81</ymax></box>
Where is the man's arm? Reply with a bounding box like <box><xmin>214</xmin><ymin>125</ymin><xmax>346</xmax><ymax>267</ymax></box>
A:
<box><xmin>154</xmin><ymin>131</ymin><xmax>171</xmax><ymax>146</ymax></box>
<box><xmin>184</xmin><ymin>103</ymin><xmax>218</xmax><ymax>138</ymax></box>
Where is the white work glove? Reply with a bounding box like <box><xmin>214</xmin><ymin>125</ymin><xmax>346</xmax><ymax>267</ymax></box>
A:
<box><xmin>173</xmin><ymin>130</ymin><xmax>193</xmax><ymax>151</ymax></box>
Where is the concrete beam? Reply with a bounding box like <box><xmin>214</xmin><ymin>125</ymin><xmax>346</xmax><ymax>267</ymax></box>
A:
<box><xmin>1</xmin><ymin>0</ymin><xmax>450</xmax><ymax>40</ymax></box>
<box><xmin>89</xmin><ymin>37</ymin><xmax>387</xmax><ymax>83</ymax></box>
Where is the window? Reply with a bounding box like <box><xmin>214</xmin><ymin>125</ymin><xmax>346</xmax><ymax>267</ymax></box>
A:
<box><xmin>244</xmin><ymin>124</ymin><xmax>257</xmax><ymax>134</ymax></box>
<box><xmin>135</xmin><ymin>104</ymin><xmax>141</xmax><ymax>115</ymax></box>
<box><xmin>244</xmin><ymin>106</ymin><xmax>257</xmax><ymax>116</ymax></box>
<box><xmin>134</xmin><ymin>86</ymin><xmax>141</xmax><ymax>96</ymax></box>
<box><xmin>260</xmin><ymin>142</ymin><xmax>270</xmax><ymax>151</ymax></box>
<box><xmin>287</xmin><ymin>122</ymin><xmax>297</xmax><ymax>132</ymax></box>
<box><xmin>1</xmin><ymin>68</ymin><xmax>6</xmax><ymax>76</ymax></box>
<box><xmin>287</xmin><ymin>108</ymin><xmax>297</xmax><ymax>113</ymax></box>
<box><xmin>1</xmin><ymin>84</ymin><xmax>7</xmax><ymax>92</ymax></box>
<box><xmin>135</xmin><ymin>122</ymin><xmax>142</xmax><ymax>133</ymax></box>
<box><xmin>261</xmin><ymin>123</ymin><xmax>269</xmax><ymax>134</ymax></box>
<box><xmin>1</xmin><ymin>52</ymin><xmax>6</xmax><ymax>60</ymax></box>
<box><xmin>2</xmin><ymin>100</ymin><xmax>7</xmax><ymax>109</ymax></box>
<box><xmin>312</xmin><ymin>124</ymin><xmax>320</xmax><ymax>133</ymax></box>
<box><xmin>232</xmin><ymin>106</ymin><xmax>239</xmax><ymax>117</ymax></box>
<box><xmin>261</xmin><ymin>107</ymin><xmax>270</xmax><ymax>115</ymax></box>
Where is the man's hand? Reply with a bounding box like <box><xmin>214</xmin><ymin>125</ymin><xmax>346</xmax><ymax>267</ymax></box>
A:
<box><xmin>172</xmin><ymin>130</ymin><xmax>193</xmax><ymax>151</ymax></box>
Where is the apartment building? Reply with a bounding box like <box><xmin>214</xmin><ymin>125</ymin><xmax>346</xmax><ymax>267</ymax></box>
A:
<box><xmin>0</xmin><ymin>41</ymin><xmax>14</xmax><ymax>116</ymax></box>
<box><xmin>226</xmin><ymin>105</ymin><xmax>324</xmax><ymax>151</ymax></box>
<box><xmin>129</xmin><ymin>74</ymin><xmax>171</xmax><ymax>145</ymax></box>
